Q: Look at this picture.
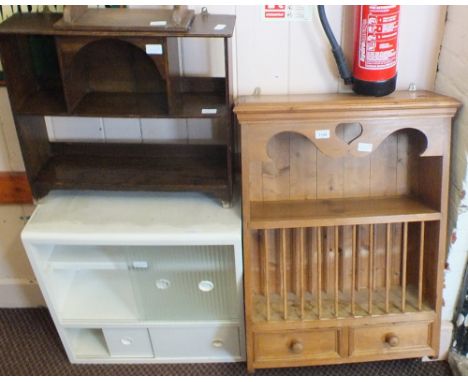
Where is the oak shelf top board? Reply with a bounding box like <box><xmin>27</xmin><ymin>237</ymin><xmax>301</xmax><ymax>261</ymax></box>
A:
<box><xmin>0</xmin><ymin>12</ymin><xmax>235</xmax><ymax>37</ymax></box>
<box><xmin>235</xmin><ymin>91</ymin><xmax>461</xmax><ymax>115</ymax></box>
<box><xmin>54</xmin><ymin>8</ymin><xmax>195</xmax><ymax>32</ymax></box>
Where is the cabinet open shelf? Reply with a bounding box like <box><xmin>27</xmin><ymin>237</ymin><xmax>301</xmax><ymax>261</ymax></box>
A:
<box><xmin>72</xmin><ymin>92</ymin><xmax>168</xmax><ymax>118</ymax></box>
<box><xmin>16</xmin><ymin>82</ymin><xmax>226</xmax><ymax>118</ymax></box>
<box><xmin>67</xmin><ymin>329</ymin><xmax>110</xmax><ymax>360</ymax></box>
<box><xmin>250</xmin><ymin>195</ymin><xmax>441</xmax><ymax>229</ymax></box>
<box><xmin>66</xmin><ymin>77</ymin><xmax>227</xmax><ymax>119</ymax></box>
<box><xmin>33</xmin><ymin>143</ymin><xmax>228</xmax><ymax>198</ymax></box>
<box><xmin>43</xmin><ymin>243</ymin><xmax>238</xmax><ymax>325</ymax></box>
<box><xmin>58</xmin><ymin>269</ymin><xmax>140</xmax><ymax>323</ymax></box>
<box><xmin>70</xmin><ymin>88</ymin><xmax>226</xmax><ymax>118</ymax></box>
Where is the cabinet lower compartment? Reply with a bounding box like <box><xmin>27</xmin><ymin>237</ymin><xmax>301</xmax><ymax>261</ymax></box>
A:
<box><xmin>251</xmin><ymin>318</ymin><xmax>435</xmax><ymax>369</ymax></box>
<box><xmin>65</xmin><ymin>323</ymin><xmax>242</xmax><ymax>363</ymax></box>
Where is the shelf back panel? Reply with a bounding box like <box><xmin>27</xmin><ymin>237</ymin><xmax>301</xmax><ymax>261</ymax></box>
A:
<box><xmin>56</xmin><ymin>36</ymin><xmax>169</xmax><ymax>113</ymax></box>
<box><xmin>249</xmin><ymin>129</ymin><xmax>434</xmax><ymax>204</ymax></box>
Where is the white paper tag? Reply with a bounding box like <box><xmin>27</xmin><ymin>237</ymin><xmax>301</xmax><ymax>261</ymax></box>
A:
<box><xmin>132</xmin><ymin>261</ymin><xmax>148</xmax><ymax>269</ymax></box>
<box><xmin>358</xmin><ymin>142</ymin><xmax>373</xmax><ymax>152</ymax></box>
<box><xmin>150</xmin><ymin>20</ymin><xmax>167</xmax><ymax>27</ymax></box>
<box><xmin>145</xmin><ymin>44</ymin><xmax>163</xmax><ymax>55</ymax></box>
<box><xmin>201</xmin><ymin>108</ymin><xmax>217</xmax><ymax>115</ymax></box>
<box><xmin>214</xmin><ymin>24</ymin><xmax>226</xmax><ymax>30</ymax></box>
<box><xmin>315</xmin><ymin>129</ymin><xmax>330</xmax><ymax>139</ymax></box>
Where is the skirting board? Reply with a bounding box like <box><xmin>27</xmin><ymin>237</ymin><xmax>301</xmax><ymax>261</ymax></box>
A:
<box><xmin>0</xmin><ymin>278</ymin><xmax>45</xmax><ymax>307</ymax></box>
<box><xmin>0</xmin><ymin>172</ymin><xmax>33</xmax><ymax>204</ymax></box>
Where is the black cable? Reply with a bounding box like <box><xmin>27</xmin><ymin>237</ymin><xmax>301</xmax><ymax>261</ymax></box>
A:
<box><xmin>317</xmin><ymin>5</ymin><xmax>353</xmax><ymax>85</ymax></box>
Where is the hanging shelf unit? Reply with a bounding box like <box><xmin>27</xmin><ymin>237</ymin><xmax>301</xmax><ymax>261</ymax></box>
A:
<box><xmin>0</xmin><ymin>10</ymin><xmax>235</xmax><ymax>204</ymax></box>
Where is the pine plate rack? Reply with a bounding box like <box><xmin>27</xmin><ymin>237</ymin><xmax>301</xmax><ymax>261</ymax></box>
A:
<box><xmin>235</xmin><ymin>91</ymin><xmax>460</xmax><ymax>371</ymax></box>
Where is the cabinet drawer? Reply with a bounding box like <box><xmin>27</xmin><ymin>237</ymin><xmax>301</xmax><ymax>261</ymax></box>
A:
<box><xmin>254</xmin><ymin>328</ymin><xmax>343</xmax><ymax>364</ymax></box>
<box><xmin>103</xmin><ymin>328</ymin><xmax>154</xmax><ymax>358</ymax></box>
<box><xmin>149</xmin><ymin>325</ymin><xmax>241</xmax><ymax>361</ymax></box>
<box><xmin>349</xmin><ymin>321</ymin><xmax>433</xmax><ymax>357</ymax></box>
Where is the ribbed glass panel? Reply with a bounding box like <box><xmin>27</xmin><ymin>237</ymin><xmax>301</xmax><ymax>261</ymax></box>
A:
<box><xmin>128</xmin><ymin>245</ymin><xmax>237</xmax><ymax>321</ymax></box>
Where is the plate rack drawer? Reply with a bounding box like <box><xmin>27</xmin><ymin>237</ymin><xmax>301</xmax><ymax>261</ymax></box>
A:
<box><xmin>349</xmin><ymin>321</ymin><xmax>433</xmax><ymax>358</ymax></box>
<box><xmin>254</xmin><ymin>328</ymin><xmax>344</xmax><ymax>365</ymax></box>
<box><xmin>149</xmin><ymin>325</ymin><xmax>241</xmax><ymax>360</ymax></box>
<box><xmin>103</xmin><ymin>328</ymin><xmax>154</xmax><ymax>358</ymax></box>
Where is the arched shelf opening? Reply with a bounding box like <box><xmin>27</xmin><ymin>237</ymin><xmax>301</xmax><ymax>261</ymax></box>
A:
<box><xmin>363</xmin><ymin>127</ymin><xmax>429</xmax><ymax>158</ymax></box>
<box><xmin>63</xmin><ymin>38</ymin><xmax>168</xmax><ymax>115</ymax></box>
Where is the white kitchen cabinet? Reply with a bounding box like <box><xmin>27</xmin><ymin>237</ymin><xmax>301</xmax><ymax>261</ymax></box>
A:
<box><xmin>22</xmin><ymin>191</ymin><xmax>244</xmax><ymax>363</ymax></box>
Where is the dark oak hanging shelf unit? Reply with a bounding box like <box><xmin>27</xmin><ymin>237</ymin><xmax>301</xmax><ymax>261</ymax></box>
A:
<box><xmin>0</xmin><ymin>10</ymin><xmax>235</xmax><ymax>204</ymax></box>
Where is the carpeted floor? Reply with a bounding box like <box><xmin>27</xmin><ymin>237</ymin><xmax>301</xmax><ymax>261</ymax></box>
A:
<box><xmin>0</xmin><ymin>308</ymin><xmax>453</xmax><ymax>376</ymax></box>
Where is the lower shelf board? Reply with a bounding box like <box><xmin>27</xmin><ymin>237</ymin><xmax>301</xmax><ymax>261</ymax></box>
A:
<box><xmin>73</xmin><ymin>91</ymin><xmax>168</xmax><ymax>117</ymax></box>
<box><xmin>15</xmin><ymin>88</ymin><xmax>227</xmax><ymax>119</ymax></box>
<box><xmin>253</xmin><ymin>285</ymin><xmax>432</xmax><ymax>322</ymax></box>
<box><xmin>33</xmin><ymin>143</ymin><xmax>230</xmax><ymax>199</ymax></box>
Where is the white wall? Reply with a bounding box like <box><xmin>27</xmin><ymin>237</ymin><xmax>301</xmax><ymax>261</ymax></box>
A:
<box><xmin>0</xmin><ymin>88</ymin><xmax>43</xmax><ymax>307</ymax></box>
<box><xmin>0</xmin><ymin>5</ymin><xmax>448</xmax><ymax>307</ymax></box>
<box><xmin>435</xmin><ymin>5</ymin><xmax>468</xmax><ymax>322</ymax></box>
<box><xmin>45</xmin><ymin>5</ymin><xmax>447</xmax><ymax>142</ymax></box>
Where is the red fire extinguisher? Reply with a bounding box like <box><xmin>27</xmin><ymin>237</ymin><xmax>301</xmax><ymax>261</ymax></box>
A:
<box><xmin>318</xmin><ymin>5</ymin><xmax>400</xmax><ymax>97</ymax></box>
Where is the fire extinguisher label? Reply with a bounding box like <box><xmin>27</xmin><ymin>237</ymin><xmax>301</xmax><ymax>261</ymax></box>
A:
<box><xmin>358</xmin><ymin>5</ymin><xmax>399</xmax><ymax>71</ymax></box>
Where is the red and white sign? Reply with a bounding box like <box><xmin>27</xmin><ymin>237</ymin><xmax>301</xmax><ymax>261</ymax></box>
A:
<box><xmin>263</xmin><ymin>5</ymin><xmax>313</xmax><ymax>21</ymax></box>
<box><xmin>264</xmin><ymin>5</ymin><xmax>286</xmax><ymax>19</ymax></box>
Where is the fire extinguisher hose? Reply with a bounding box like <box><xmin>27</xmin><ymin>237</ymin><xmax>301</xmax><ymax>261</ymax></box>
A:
<box><xmin>317</xmin><ymin>5</ymin><xmax>353</xmax><ymax>85</ymax></box>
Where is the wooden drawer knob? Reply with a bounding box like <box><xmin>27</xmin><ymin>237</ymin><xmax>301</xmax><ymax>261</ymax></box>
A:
<box><xmin>290</xmin><ymin>340</ymin><xmax>304</xmax><ymax>354</ymax></box>
<box><xmin>385</xmin><ymin>333</ymin><xmax>399</xmax><ymax>347</ymax></box>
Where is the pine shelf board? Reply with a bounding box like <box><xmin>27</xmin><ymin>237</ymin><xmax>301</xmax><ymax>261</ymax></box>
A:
<box><xmin>249</xmin><ymin>195</ymin><xmax>441</xmax><ymax>229</ymax></box>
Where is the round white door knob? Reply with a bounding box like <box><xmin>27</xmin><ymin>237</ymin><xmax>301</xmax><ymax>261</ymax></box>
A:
<box><xmin>212</xmin><ymin>339</ymin><xmax>224</xmax><ymax>348</ymax></box>
<box><xmin>198</xmin><ymin>280</ymin><xmax>214</xmax><ymax>292</ymax></box>
<box><xmin>121</xmin><ymin>337</ymin><xmax>133</xmax><ymax>346</ymax></box>
<box><xmin>155</xmin><ymin>279</ymin><xmax>171</xmax><ymax>290</ymax></box>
